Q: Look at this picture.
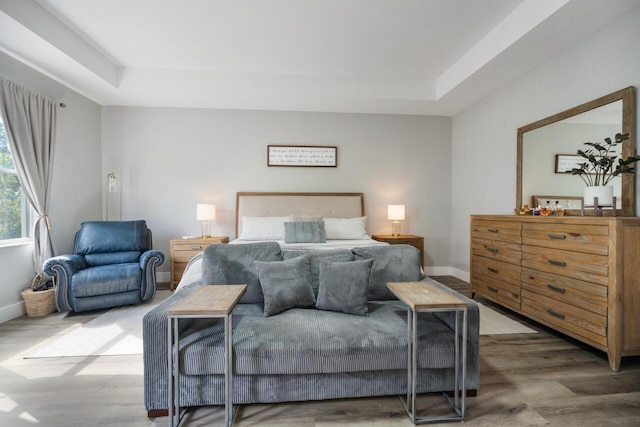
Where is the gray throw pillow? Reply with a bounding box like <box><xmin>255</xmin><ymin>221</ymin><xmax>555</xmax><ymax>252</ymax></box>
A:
<box><xmin>352</xmin><ymin>245</ymin><xmax>421</xmax><ymax>300</ymax></box>
<box><xmin>316</xmin><ymin>258</ymin><xmax>374</xmax><ymax>316</ymax></box>
<box><xmin>283</xmin><ymin>249</ymin><xmax>354</xmax><ymax>296</ymax></box>
<box><xmin>201</xmin><ymin>242</ymin><xmax>282</xmax><ymax>304</ymax></box>
<box><xmin>284</xmin><ymin>221</ymin><xmax>326</xmax><ymax>243</ymax></box>
<box><xmin>255</xmin><ymin>255</ymin><xmax>315</xmax><ymax>317</ymax></box>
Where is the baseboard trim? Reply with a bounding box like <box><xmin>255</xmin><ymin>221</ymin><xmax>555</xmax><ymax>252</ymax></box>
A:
<box><xmin>449</xmin><ymin>267</ymin><xmax>470</xmax><ymax>282</ymax></box>
<box><xmin>0</xmin><ymin>300</ymin><xmax>26</xmax><ymax>323</ymax></box>
<box><xmin>424</xmin><ymin>266</ymin><xmax>470</xmax><ymax>282</ymax></box>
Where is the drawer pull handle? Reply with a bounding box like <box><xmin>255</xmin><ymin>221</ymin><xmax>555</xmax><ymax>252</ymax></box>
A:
<box><xmin>190</xmin><ymin>246</ymin><xmax>203</xmax><ymax>250</ymax></box>
<box><xmin>547</xmin><ymin>284</ymin><xmax>566</xmax><ymax>294</ymax></box>
<box><xmin>487</xmin><ymin>286</ymin><xmax>498</xmax><ymax>293</ymax></box>
<box><xmin>487</xmin><ymin>267</ymin><xmax>499</xmax><ymax>273</ymax></box>
<box><xmin>548</xmin><ymin>234</ymin><xmax>566</xmax><ymax>240</ymax></box>
<box><xmin>487</xmin><ymin>228</ymin><xmax>499</xmax><ymax>233</ymax></box>
<box><xmin>547</xmin><ymin>309</ymin><xmax>565</xmax><ymax>320</ymax></box>
<box><xmin>548</xmin><ymin>259</ymin><xmax>566</xmax><ymax>267</ymax></box>
<box><xmin>486</xmin><ymin>247</ymin><xmax>499</xmax><ymax>253</ymax></box>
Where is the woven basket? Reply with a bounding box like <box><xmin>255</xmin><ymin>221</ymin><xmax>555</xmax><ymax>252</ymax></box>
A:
<box><xmin>21</xmin><ymin>273</ymin><xmax>57</xmax><ymax>317</ymax></box>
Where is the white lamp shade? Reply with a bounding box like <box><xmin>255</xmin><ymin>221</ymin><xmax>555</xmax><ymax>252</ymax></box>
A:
<box><xmin>196</xmin><ymin>204</ymin><xmax>216</xmax><ymax>221</ymax></box>
<box><xmin>387</xmin><ymin>205</ymin><xmax>405</xmax><ymax>221</ymax></box>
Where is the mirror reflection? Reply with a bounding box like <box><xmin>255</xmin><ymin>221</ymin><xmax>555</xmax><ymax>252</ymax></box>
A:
<box><xmin>517</xmin><ymin>87</ymin><xmax>636</xmax><ymax>217</ymax></box>
<box><xmin>522</xmin><ymin>101</ymin><xmax>623</xmax><ymax>210</ymax></box>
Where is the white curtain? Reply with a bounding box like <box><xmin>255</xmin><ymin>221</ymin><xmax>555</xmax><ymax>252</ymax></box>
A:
<box><xmin>0</xmin><ymin>78</ymin><xmax>57</xmax><ymax>272</ymax></box>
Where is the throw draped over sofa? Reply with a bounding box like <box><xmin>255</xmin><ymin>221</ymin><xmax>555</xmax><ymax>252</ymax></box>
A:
<box><xmin>44</xmin><ymin>220</ymin><xmax>164</xmax><ymax>312</ymax></box>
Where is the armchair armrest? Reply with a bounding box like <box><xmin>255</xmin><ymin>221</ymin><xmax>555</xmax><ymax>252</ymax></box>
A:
<box><xmin>43</xmin><ymin>254</ymin><xmax>87</xmax><ymax>312</ymax></box>
<box><xmin>140</xmin><ymin>250</ymin><xmax>165</xmax><ymax>301</ymax></box>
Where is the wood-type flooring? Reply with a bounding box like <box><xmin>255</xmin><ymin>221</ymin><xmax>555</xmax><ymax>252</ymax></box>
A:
<box><xmin>1</xmin><ymin>278</ymin><xmax>638</xmax><ymax>426</ymax></box>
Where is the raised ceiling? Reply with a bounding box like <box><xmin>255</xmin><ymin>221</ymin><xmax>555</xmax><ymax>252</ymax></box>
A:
<box><xmin>1</xmin><ymin>0</ymin><xmax>639</xmax><ymax>115</ymax></box>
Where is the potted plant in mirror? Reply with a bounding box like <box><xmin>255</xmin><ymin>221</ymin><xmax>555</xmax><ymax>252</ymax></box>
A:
<box><xmin>568</xmin><ymin>133</ymin><xmax>640</xmax><ymax>207</ymax></box>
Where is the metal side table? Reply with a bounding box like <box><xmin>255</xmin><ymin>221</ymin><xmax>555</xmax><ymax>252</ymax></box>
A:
<box><xmin>168</xmin><ymin>285</ymin><xmax>247</xmax><ymax>427</ymax></box>
<box><xmin>387</xmin><ymin>281</ymin><xmax>468</xmax><ymax>424</ymax></box>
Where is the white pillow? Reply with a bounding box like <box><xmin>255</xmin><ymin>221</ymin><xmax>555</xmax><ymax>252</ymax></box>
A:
<box><xmin>324</xmin><ymin>217</ymin><xmax>369</xmax><ymax>240</ymax></box>
<box><xmin>239</xmin><ymin>216</ymin><xmax>288</xmax><ymax>240</ymax></box>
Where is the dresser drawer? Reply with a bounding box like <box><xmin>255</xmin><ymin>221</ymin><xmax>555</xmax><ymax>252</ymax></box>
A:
<box><xmin>521</xmin><ymin>245</ymin><xmax>609</xmax><ymax>286</ymax></box>
<box><xmin>472</xmin><ymin>274</ymin><xmax>521</xmax><ymax>310</ymax></box>
<box><xmin>522</xmin><ymin>223</ymin><xmax>609</xmax><ymax>256</ymax></box>
<box><xmin>472</xmin><ymin>238</ymin><xmax>521</xmax><ymax>264</ymax></box>
<box><xmin>471</xmin><ymin>220</ymin><xmax>521</xmax><ymax>244</ymax></box>
<box><xmin>172</xmin><ymin>242</ymin><xmax>211</xmax><ymax>253</ymax></box>
<box><xmin>522</xmin><ymin>290</ymin><xmax>607</xmax><ymax>347</ymax></box>
<box><xmin>471</xmin><ymin>255</ymin><xmax>521</xmax><ymax>310</ymax></box>
<box><xmin>521</xmin><ymin>268</ymin><xmax>607</xmax><ymax>316</ymax></box>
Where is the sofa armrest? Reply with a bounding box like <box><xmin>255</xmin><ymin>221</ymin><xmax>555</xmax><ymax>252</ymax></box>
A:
<box><xmin>43</xmin><ymin>254</ymin><xmax>86</xmax><ymax>312</ymax></box>
<box><xmin>143</xmin><ymin>283</ymin><xmax>200</xmax><ymax>411</ymax></box>
<box><xmin>140</xmin><ymin>250</ymin><xmax>165</xmax><ymax>301</ymax></box>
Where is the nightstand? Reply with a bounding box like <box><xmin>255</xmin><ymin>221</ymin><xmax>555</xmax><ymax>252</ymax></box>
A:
<box><xmin>169</xmin><ymin>236</ymin><xmax>229</xmax><ymax>290</ymax></box>
<box><xmin>372</xmin><ymin>234</ymin><xmax>424</xmax><ymax>267</ymax></box>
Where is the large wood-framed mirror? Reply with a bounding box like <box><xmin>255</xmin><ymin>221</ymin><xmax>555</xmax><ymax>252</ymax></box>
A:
<box><xmin>517</xmin><ymin>87</ymin><xmax>636</xmax><ymax>216</ymax></box>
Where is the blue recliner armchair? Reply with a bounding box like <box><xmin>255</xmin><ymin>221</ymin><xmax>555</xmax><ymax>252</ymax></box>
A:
<box><xmin>43</xmin><ymin>220</ymin><xmax>165</xmax><ymax>312</ymax></box>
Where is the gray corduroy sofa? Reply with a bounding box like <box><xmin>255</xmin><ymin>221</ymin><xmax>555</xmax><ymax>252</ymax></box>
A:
<box><xmin>143</xmin><ymin>242</ymin><xmax>479</xmax><ymax>416</ymax></box>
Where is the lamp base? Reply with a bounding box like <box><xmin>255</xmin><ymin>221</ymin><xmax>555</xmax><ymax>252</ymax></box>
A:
<box><xmin>201</xmin><ymin>222</ymin><xmax>211</xmax><ymax>238</ymax></box>
<box><xmin>391</xmin><ymin>221</ymin><xmax>401</xmax><ymax>236</ymax></box>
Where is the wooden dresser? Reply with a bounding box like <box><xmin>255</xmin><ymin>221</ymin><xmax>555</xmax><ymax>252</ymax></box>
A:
<box><xmin>470</xmin><ymin>215</ymin><xmax>640</xmax><ymax>371</ymax></box>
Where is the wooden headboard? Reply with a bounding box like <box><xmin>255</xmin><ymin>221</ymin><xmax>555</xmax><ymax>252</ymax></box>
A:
<box><xmin>235</xmin><ymin>192</ymin><xmax>365</xmax><ymax>238</ymax></box>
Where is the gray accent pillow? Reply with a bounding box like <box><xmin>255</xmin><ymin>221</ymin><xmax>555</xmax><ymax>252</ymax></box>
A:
<box><xmin>316</xmin><ymin>258</ymin><xmax>374</xmax><ymax>316</ymax></box>
<box><xmin>352</xmin><ymin>245</ymin><xmax>421</xmax><ymax>301</ymax></box>
<box><xmin>283</xmin><ymin>249</ymin><xmax>354</xmax><ymax>296</ymax></box>
<box><xmin>284</xmin><ymin>221</ymin><xmax>326</xmax><ymax>243</ymax></box>
<box><xmin>255</xmin><ymin>255</ymin><xmax>316</xmax><ymax>317</ymax></box>
<box><xmin>201</xmin><ymin>242</ymin><xmax>282</xmax><ymax>304</ymax></box>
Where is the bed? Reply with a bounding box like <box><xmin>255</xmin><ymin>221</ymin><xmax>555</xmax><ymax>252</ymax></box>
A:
<box><xmin>176</xmin><ymin>192</ymin><xmax>388</xmax><ymax>292</ymax></box>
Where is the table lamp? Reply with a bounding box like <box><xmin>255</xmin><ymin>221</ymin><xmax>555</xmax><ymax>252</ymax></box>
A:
<box><xmin>388</xmin><ymin>205</ymin><xmax>405</xmax><ymax>236</ymax></box>
<box><xmin>196</xmin><ymin>204</ymin><xmax>216</xmax><ymax>237</ymax></box>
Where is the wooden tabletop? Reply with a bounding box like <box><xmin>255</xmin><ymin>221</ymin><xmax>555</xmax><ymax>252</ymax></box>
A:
<box><xmin>387</xmin><ymin>281</ymin><xmax>466</xmax><ymax>310</ymax></box>
<box><xmin>168</xmin><ymin>285</ymin><xmax>247</xmax><ymax>316</ymax></box>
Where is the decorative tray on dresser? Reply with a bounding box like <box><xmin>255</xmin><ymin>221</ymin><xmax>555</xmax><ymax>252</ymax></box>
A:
<box><xmin>470</xmin><ymin>215</ymin><xmax>640</xmax><ymax>371</ymax></box>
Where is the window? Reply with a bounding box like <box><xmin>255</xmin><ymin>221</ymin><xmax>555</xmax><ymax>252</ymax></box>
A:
<box><xmin>0</xmin><ymin>118</ymin><xmax>31</xmax><ymax>241</ymax></box>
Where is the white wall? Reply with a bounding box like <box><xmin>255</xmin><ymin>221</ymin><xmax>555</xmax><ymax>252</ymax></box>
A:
<box><xmin>101</xmin><ymin>107</ymin><xmax>453</xmax><ymax>278</ymax></box>
<box><xmin>0</xmin><ymin>51</ymin><xmax>102</xmax><ymax>322</ymax></box>
<box><xmin>450</xmin><ymin>8</ymin><xmax>640</xmax><ymax>277</ymax></box>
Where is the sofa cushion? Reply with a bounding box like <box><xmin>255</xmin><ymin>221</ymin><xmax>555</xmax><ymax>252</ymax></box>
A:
<box><xmin>316</xmin><ymin>258</ymin><xmax>373</xmax><ymax>316</ymax></box>
<box><xmin>284</xmin><ymin>221</ymin><xmax>326</xmax><ymax>243</ymax></box>
<box><xmin>352</xmin><ymin>245</ymin><xmax>421</xmax><ymax>300</ymax></box>
<box><xmin>255</xmin><ymin>255</ymin><xmax>316</xmax><ymax>316</ymax></box>
<box><xmin>201</xmin><ymin>242</ymin><xmax>282</xmax><ymax>304</ymax></box>
<box><xmin>71</xmin><ymin>263</ymin><xmax>141</xmax><ymax>297</ymax></box>
<box><xmin>84</xmin><ymin>250</ymin><xmax>142</xmax><ymax>267</ymax></box>
<box><xmin>178</xmin><ymin>298</ymin><xmax>459</xmax><ymax>376</ymax></box>
<box><xmin>283</xmin><ymin>249</ymin><xmax>354</xmax><ymax>296</ymax></box>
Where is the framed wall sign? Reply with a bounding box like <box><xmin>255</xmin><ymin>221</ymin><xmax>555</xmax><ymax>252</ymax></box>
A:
<box><xmin>267</xmin><ymin>145</ymin><xmax>337</xmax><ymax>167</ymax></box>
<box><xmin>555</xmin><ymin>154</ymin><xmax>593</xmax><ymax>173</ymax></box>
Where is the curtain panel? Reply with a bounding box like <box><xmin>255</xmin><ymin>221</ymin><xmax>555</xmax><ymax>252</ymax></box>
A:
<box><xmin>0</xmin><ymin>78</ymin><xmax>57</xmax><ymax>273</ymax></box>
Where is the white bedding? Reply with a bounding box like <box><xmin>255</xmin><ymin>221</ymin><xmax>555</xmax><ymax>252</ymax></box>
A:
<box><xmin>174</xmin><ymin>238</ymin><xmax>389</xmax><ymax>293</ymax></box>
<box><xmin>229</xmin><ymin>238</ymin><xmax>389</xmax><ymax>251</ymax></box>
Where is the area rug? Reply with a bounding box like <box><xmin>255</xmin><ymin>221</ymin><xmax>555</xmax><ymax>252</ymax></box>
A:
<box><xmin>477</xmin><ymin>301</ymin><xmax>537</xmax><ymax>335</ymax></box>
<box><xmin>26</xmin><ymin>292</ymin><xmax>534</xmax><ymax>358</ymax></box>
<box><xmin>25</xmin><ymin>290</ymin><xmax>171</xmax><ymax>358</ymax></box>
